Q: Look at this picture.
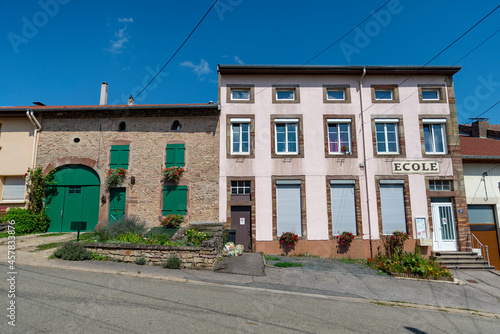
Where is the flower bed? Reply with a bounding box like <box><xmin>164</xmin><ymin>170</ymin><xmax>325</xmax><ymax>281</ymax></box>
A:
<box><xmin>84</xmin><ymin>222</ymin><xmax>223</xmax><ymax>270</ymax></box>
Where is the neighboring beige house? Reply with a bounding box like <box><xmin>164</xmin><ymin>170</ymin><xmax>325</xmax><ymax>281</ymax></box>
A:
<box><xmin>0</xmin><ymin>109</ymin><xmax>41</xmax><ymax>212</ymax></box>
<box><xmin>218</xmin><ymin>65</ymin><xmax>470</xmax><ymax>258</ymax></box>
<box><xmin>460</xmin><ymin>120</ymin><xmax>500</xmax><ymax>270</ymax></box>
<box><xmin>0</xmin><ymin>94</ymin><xmax>219</xmax><ymax>232</ymax></box>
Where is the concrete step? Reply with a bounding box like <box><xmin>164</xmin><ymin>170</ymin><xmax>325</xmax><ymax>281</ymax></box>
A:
<box><xmin>433</xmin><ymin>251</ymin><xmax>493</xmax><ymax>270</ymax></box>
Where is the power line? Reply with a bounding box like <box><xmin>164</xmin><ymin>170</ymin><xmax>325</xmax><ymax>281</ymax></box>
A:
<box><xmin>133</xmin><ymin>0</ymin><xmax>219</xmax><ymax>101</ymax></box>
<box><xmin>360</xmin><ymin>3</ymin><xmax>500</xmax><ymax>120</ymax></box>
<box><xmin>424</xmin><ymin>4</ymin><xmax>500</xmax><ymax>66</ymax></box>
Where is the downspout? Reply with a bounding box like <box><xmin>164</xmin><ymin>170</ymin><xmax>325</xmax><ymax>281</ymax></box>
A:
<box><xmin>26</xmin><ymin>109</ymin><xmax>41</xmax><ymax>168</ymax></box>
<box><xmin>359</xmin><ymin>67</ymin><xmax>373</xmax><ymax>258</ymax></box>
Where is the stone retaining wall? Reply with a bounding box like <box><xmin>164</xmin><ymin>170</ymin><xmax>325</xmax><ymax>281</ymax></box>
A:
<box><xmin>84</xmin><ymin>243</ymin><xmax>222</xmax><ymax>270</ymax></box>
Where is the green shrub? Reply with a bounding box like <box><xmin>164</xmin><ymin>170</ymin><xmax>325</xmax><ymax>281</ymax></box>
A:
<box><xmin>163</xmin><ymin>255</ymin><xmax>182</xmax><ymax>269</ymax></box>
<box><xmin>274</xmin><ymin>262</ymin><xmax>304</xmax><ymax>268</ymax></box>
<box><xmin>367</xmin><ymin>250</ymin><xmax>452</xmax><ymax>278</ymax></box>
<box><xmin>148</xmin><ymin>233</ymin><xmax>171</xmax><ymax>245</ymax></box>
<box><xmin>114</xmin><ymin>232</ymin><xmax>146</xmax><ymax>244</ymax></box>
<box><xmin>93</xmin><ymin>223</ymin><xmax>111</xmax><ymax>243</ymax></box>
<box><xmin>185</xmin><ymin>229</ymin><xmax>211</xmax><ymax>246</ymax></box>
<box><xmin>53</xmin><ymin>241</ymin><xmax>91</xmax><ymax>261</ymax></box>
<box><xmin>135</xmin><ymin>257</ymin><xmax>146</xmax><ymax>265</ymax></box>
<box><xmin>108</xmin><ymin>215</ymin><xmax>146</xmax><ymax>237</ymax></box>
<box><xmin>1</xmin><ymin>208</ymin><xmax>50</xmax><ymax>235</ymax></box>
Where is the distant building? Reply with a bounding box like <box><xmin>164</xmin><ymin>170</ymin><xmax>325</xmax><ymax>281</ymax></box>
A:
<box><xmin>218</xmin><ymin>64</ymin><xmax>469</xmax><ymax>258</ymax></box>
<box><xmin>459</xmin><ymin>120</ymin><xmax>500</xmax><ymax>269</ymax></box>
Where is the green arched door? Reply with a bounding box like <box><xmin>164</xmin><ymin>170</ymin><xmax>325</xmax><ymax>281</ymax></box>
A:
<box><xmin>45</xmin><ymin>165</ymin><xmax>100</xmax><ymax>232</ymax></box>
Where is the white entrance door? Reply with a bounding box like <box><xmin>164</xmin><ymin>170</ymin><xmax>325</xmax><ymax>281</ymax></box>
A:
<box><xmin>432</xmin><ymin>202</ymin><xmax>457</xmax><ymax>251</ymax></box>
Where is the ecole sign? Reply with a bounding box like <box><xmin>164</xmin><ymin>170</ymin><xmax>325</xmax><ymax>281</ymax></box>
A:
<box><xmin>392</xmin><ymin>161</ymin><xmax>440</xmax><ymax>174</ymax></box>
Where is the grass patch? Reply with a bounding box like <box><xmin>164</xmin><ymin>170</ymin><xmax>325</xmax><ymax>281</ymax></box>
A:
<box><xmin>274</xmin><ymin>262</ymin><xmax>304</xmax><ymax>268</ymax></box>
<box><xmin>34</xmin><ymin>242</ymin><xmax>64</xmax><ymax>251</ymax></box>
<box><xmin>339</xmin><ymin>258</ymin><xmax>362</xmax><ymax>264</ymax></box>
<box><xmin>264</xmin><ymin>254</ymin><xmax>281</xmax><ymax>261</ymax></box>
<box><xmin>39</xmin><ymin>233</ymin><xmax>68</xmax><ymax>238</ymax></box>
<box><xmin>0</xmin><ymin>232</ymin><xmax>9</xmax><ymax>239</ymax></box>
<box><xmin>291</xmin><ymin>253</ymin><xmax>320</xmax><ymax>258</ymax></box>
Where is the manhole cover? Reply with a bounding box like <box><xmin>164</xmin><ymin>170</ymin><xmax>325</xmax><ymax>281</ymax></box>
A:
<box><xmin>466</xmin><ymin>279</ymin><xmax>478</xmax><ymax>284</ymax></box>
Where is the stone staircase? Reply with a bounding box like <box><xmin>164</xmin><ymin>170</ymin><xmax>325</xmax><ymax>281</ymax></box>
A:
<box><xmin>433</xmin><ymin>251</ymin><xmax>495</xmax><ymax>270</ymax></box>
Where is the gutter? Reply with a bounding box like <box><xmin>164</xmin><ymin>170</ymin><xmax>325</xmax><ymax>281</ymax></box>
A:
<box><xmin>359</xmin><ymin>66</ymin><xmax>373</xmax><ymax>258</ymax></box>
<box><xmin>26</xmin><ymin>109</ymin><xmax>41</xmax><ymax>168</ymax></box>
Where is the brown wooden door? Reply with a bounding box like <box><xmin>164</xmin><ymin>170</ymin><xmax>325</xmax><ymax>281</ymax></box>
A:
<box><xmin>231</xmin><ymin>206</ymin><xmax>251</xmax><ymax>251</ymax></box>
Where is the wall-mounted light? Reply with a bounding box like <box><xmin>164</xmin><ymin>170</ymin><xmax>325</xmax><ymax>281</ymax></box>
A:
<box><xmin>359</xmin><ymin>162</ymin><xmax>365</xmax><ymax>168</ymax></box>
<box><xmin>130</xmin><ymin>176</ymin><xmax>136</xmax><ymax>185</ymax></box>
<box><xmin>101</xmin><ymin>195</ymin><xmax>106</xmax><ymax>204</ymax></box>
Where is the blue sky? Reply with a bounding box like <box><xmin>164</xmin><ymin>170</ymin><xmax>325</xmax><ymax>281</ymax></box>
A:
<box><xmin>1</xmin><ymin>0</ymin><xmax>499</xmax><ymax>124</ymax></box>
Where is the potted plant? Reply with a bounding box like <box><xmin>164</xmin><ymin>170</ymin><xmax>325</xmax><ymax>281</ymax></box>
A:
<box><xmin>163</xmin><ymin>166</ymin><xmax>184</xmax><ymax>182</ymax></box>
<box><xmin>337</xmin><ymin>231</ymin><xmax>355</xmax><ymax>247</ymax></box>
<box><xmin>161</xmin><ymin>214</ymin><xmax>184</xmax><ymax>229</ymax></box>
<box><xmin>279</xmin><ymin>232</ymin><xmax>299</xmax><ymax>255</ymax></box>
<box><xmin>106</xmin><ymin>168</ymin><xmax>127</xmax><ymax>187</ymax></box>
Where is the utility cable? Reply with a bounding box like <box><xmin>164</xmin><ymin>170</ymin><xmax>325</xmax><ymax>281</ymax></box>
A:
<box><xmin>133</xmin><ymin>0</ymin><xmax>219</xmax><ymax>101</ymax></box>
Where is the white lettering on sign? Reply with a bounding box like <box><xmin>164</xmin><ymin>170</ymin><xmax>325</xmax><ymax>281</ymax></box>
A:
<box><xmin>392</xmin><ymin>161</ymin><xmax>440</xmax><ymax>174</ymax></box>
<box><xmin>240</xmin><ymin>218</ymin><xmax>245</xmax><ymax>225</ymax></box>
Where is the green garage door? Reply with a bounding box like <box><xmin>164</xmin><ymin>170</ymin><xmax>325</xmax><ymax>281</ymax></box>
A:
<box><xmin>45</xmin><ymin>165</ymin><xmax>100</xmax><ymax>232</ymax></box>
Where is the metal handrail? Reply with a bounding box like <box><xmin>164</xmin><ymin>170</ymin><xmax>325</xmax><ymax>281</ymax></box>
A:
<box><xmin>467</xmin><ymin>233</ymin><xmax>490</xmax><ymax>266</ymax></box>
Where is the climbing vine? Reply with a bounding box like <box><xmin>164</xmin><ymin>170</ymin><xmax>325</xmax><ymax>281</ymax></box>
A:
<box><xmin>25</xmin><ymin>167</ymin><xmax>56</xmax><ymax>214</ymax></box>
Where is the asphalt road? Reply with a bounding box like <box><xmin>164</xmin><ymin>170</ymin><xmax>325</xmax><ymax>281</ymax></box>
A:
<box><xmin>1</xmin><ymin>264</ymin><xmax>499</xmax><ymax>334</ymax></box>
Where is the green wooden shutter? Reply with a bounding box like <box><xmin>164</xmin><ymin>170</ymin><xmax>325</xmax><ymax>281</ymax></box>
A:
<box><xmin>162</xmin><ymin>185</ymin><xmax>188</xmax><ymax>215</ymax></box>
<box><xmin>110</xmin><ymin>145</ymin><xmax>130</xmax><ymax>170</ymax></box>
<box><xmin>165</xmin><ymin>144</ymin><xmax>185</xmax><ymax>167</ymax></box>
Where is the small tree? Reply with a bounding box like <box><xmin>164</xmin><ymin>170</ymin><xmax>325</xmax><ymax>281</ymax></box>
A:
<box><xmin>25</xmin><ymin>167</ymin><xmax>55</xmax><ymax>214</ymax></box>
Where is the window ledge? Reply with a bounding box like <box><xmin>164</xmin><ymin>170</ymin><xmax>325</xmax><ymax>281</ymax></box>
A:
<box><xmin>0</xmin><ymin>200</ymin><xmax>26</xmax><ymax>205</ymax></box>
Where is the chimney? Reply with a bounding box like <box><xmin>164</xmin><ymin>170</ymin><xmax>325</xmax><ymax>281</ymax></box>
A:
<box><xmin>471</xmin><ymin>120</ymin><xmax>489</xmax><ymax>138</ymax></box>
<box><xmin>100</xmin><ymin>82</ymin><xmax>108</xmax><ymax>105</ymax></box>
<box><xmin>127</xmin><ymin>95</ymin><xmax>134</xmax><ymax>105</ymax></box>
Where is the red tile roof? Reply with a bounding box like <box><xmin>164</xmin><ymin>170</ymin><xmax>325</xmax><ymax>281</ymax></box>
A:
<box><xmin>460</xmin><ymin>135</ymin><xmax>500</xmax><ymax>157</ymax></box>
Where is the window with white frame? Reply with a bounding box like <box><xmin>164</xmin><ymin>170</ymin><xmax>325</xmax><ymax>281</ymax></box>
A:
<box><xmin>421</xmin><ymin>89</ymin><xmax>440</xmax><ymax>100</ymax></box>
<box><xmin>276</xmin><ymin>89</ymin><xmax>295</xmax><ymax>101</ymax></box>
<box><xmin>380</xmin><ymin>180</ymin><xmax>406</xmax><ymax>235</ymax></box>
<box><xmin>231</xmin><ymin>89</ymin><xmax>250</xmax><ymax>101</ymax></box>
<box><xmin>276</xmin><ymin>180</ymin><xmax>302</xmax><ymax>236</ymax></box>
<box><xmin>327</xmin><ymin>89</ymin><xmax>345</xmax><ymax>101</ymax></box>
<box><xmin>429</xmin><ymin>180</ymin><xmax>452</xmax><ymax>191</ymax></box>
<box><xmin>375</xmin><ymin>119</ymin><xmax>399</xmax><ymax>154</ymax></box>
<box><xmin>330</xmin><ymin>180</ymin><xmax>357</xmax><ymax>235</ymax></box>
<box><xmin>423</xmin><ymin>119</ymin><xmax>447</xmax><ymax>154</ymax></box>
<box><xmin>2</xmin><ymin>176</ymin><xmax>25</xmax><ymax>201</ymax></box>
<box><xmin>231</xmin><ymin>181</ymin><xmax>251</xmax><ymax>195</ymax></box>
<box><xmin>230</xmin><ymin>118</ymin><xmax>250</xmax><ymax>155</ymax></box>
<box><xmin>327</xmin><ymin>119</ymin><xmax>351</xmax><ymax>154</ymax></box>
<box><xmin>275</xmin><ymin>119</ymin><xmax>298</xmax><ymax>154</ymax></box>
<box><xmin>375</xmin><ymin>89</ymin><xmax>393</xmax><ymax>100</ymax></box>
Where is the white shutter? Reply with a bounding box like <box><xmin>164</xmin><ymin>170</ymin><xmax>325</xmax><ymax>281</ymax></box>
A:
<box><xmin>380</xmin><ymin>184</ymin><xmax>406</xmax><ymax>234</ymax></box>
<box><xmin>331</xmin><ymin>184</ymin><xmax>356</xmax><ymax>235</ymax></box>
<box><xmin>2</xmin><ymin>176</ymin><xmax>25</xmax><ymax>201</ymax></box>
<box><xmin>276</xmin><ymin>184</ymin><xmax>302</xmax><ymax>236</ymax></box>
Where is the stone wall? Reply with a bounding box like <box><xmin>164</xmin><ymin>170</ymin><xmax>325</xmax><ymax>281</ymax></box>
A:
<box><xmin>36</xmin><ymin>107</ymin><xmax>219</xmax><ymax>228</ymax></box>
<box><xmin>85</xmin><ymin>243</ymin><xmax>221</xmax><ymax>270</ymax></box>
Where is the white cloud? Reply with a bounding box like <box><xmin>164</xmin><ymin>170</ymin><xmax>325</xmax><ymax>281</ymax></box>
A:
<box><xmin>234</xmin><ymin>55</ymin><xmax>244</xmax><ymax>65</ymax></box>
<box><xmin>107</xmin><ymin>26</ymin><xmax>129</xmax><ymax>54</ymax></box>
<box><xmin>180</xmin><ymin>59</ymin><xmax>212</xmax><ymax>77</ymax></box>
<box><xmin>118</xmin><ymin>17</ymin><xmax>134</xmax><ymax>23</ymax></box>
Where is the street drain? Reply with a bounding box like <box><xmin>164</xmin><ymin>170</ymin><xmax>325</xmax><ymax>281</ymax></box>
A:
<box><xmin>466</xmin><ymin>279</ymin><xmax>478</xmax><ymax>284</ymax></box>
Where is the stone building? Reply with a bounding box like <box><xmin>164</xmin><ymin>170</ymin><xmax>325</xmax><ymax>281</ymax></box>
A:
<box><xmin>218</xmin><ymin>64</ymin><xmax>470</xmax><ymax>258</ymax></box>
<box><xmin>1</xmin><ymin>99</ymin><xmax>219</xmax><ymax>232</ymax></box>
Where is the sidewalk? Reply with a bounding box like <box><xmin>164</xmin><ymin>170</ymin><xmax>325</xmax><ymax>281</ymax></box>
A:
<box><xmin>2</xmin><ymin>233</ymin><xmax>500</xmax><ymax>316</ymax></box>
